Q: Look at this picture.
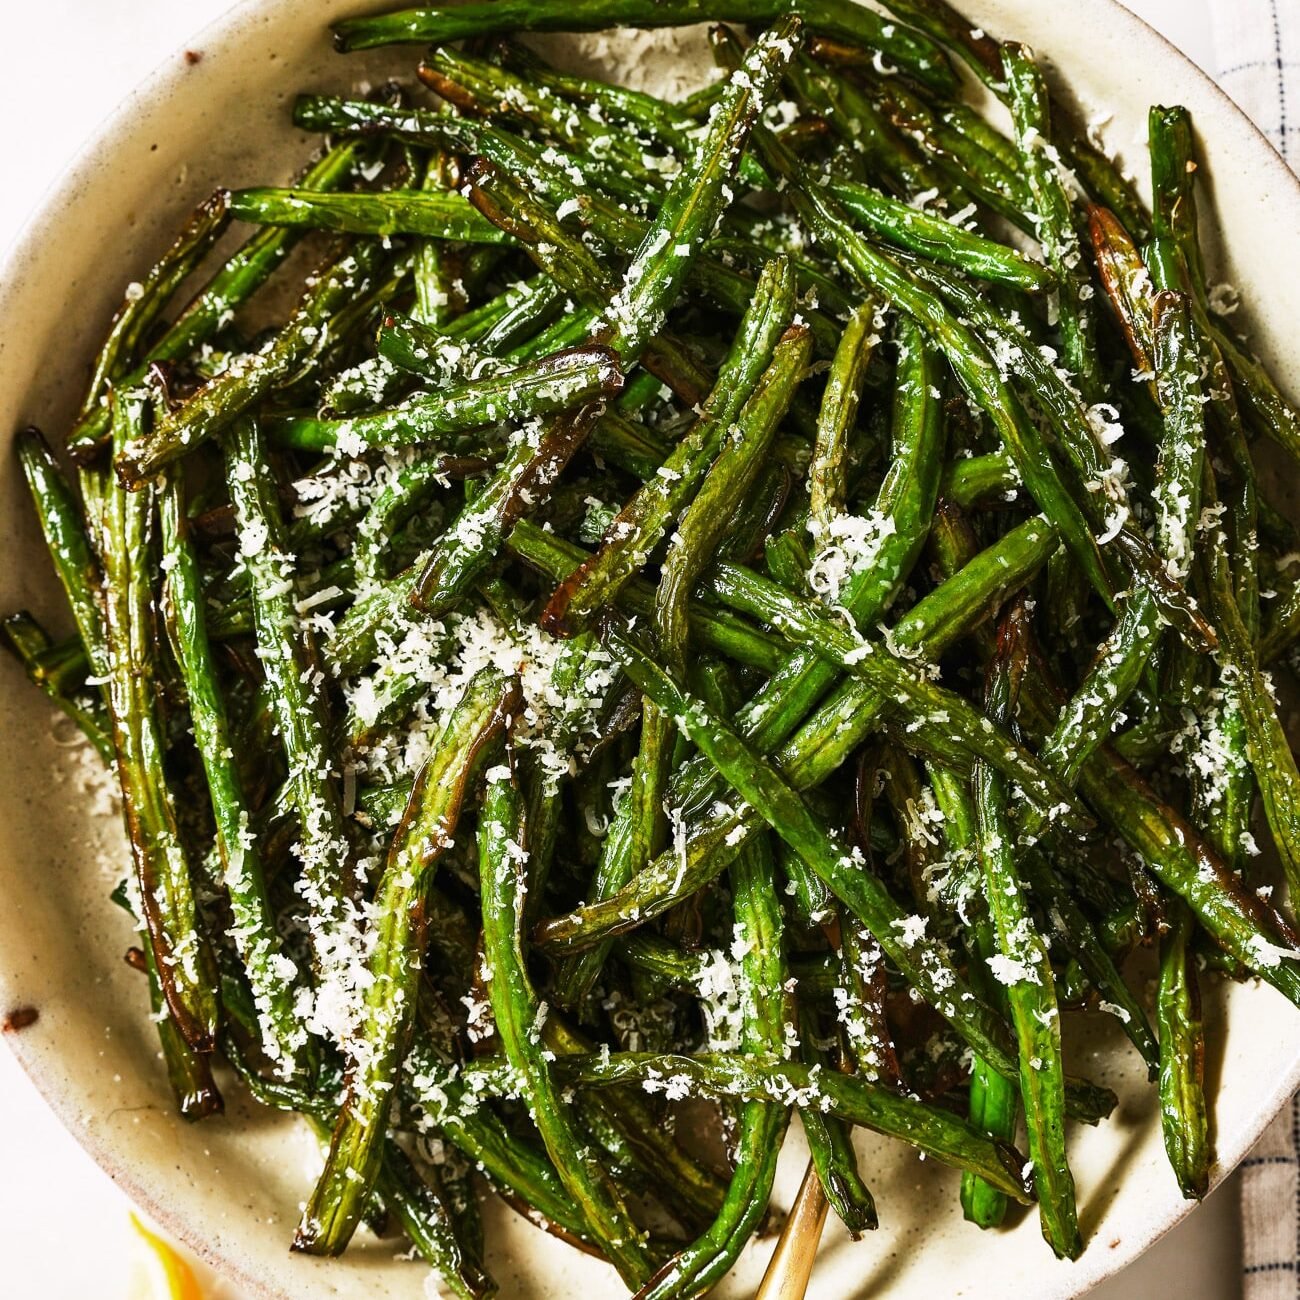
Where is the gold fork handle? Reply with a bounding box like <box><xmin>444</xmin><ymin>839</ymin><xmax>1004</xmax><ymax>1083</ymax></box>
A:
<box><xmin>754</xmin><ymin>1159</ymin><xmax>830</xmax><ymax>1300</ymax></box>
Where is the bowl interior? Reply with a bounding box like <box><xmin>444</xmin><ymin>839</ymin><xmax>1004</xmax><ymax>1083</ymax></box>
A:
<box><xmin>1</xmin><ymin>2</ymin><xmax>1299</xmax><ymax>1297</ymax></box>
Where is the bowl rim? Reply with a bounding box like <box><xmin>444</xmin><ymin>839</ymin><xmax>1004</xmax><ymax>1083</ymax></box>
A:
<box><xmin>1</xmin><ymin>1</ymin><xmax>1299</xmax><ymax>1296</ymax></box>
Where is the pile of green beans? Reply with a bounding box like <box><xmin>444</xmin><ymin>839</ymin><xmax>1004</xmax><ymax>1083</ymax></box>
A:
<box><xmin>9</xmin><ymin>0</ymin><xmax>1300</xmax><ymax>1292</ymax></box>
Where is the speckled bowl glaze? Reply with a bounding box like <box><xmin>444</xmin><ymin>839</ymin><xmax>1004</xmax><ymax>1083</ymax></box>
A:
<box><xmin>2</xmin><ymin>2</ymin><xmax>1299</xmax><ymax>1297</ymax></box>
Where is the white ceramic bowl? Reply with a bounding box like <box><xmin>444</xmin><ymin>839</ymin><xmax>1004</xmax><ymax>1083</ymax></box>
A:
<box><xmin>2</xmin><ymin>2</ymin><xmax>1299</xmax><ymax>1297</ymax></box>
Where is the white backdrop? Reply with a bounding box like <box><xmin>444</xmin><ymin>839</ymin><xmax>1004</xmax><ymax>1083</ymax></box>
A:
<box><xmin>0</xmin><ymin>1</ymin><xmax>1237</xmax><ymax>1296</ymax></box>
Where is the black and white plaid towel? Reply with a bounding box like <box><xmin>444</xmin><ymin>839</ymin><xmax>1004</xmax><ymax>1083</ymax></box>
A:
<box><xmin>1240</xmin><ymin>1094</ymin><xmax>1300</xmax><ymax>1294</ymax></box>
<box><xmin>1212</xmin><ymin>0</ymin><xmax>1298</xmax><ymax>166</ymax></box>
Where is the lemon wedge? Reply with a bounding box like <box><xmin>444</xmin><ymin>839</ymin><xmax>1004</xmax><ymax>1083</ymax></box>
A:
<box><xmin>129</xmin><ymin>1214</ymin><xmax>204</xmax><ymax>1300</ymax></box>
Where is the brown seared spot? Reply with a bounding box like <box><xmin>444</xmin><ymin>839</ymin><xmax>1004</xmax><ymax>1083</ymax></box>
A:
<box><xmin>185</xmin><ymin>50</ymin><xmax>203</xmax><ymax>66</ymax></box>
<box><xmin>2</xmin><ymin>1007</ymin><xmax>39</xmax><ymax>1033</ymax></box>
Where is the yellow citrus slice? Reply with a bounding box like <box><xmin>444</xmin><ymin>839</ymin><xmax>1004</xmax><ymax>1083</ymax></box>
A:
<box><xmin>129</xmin><ymin>1214</ymin><xmax>204</xmax><ymax>1300</ymax></box>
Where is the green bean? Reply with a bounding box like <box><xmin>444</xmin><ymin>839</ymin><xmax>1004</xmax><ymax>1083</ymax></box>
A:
<box><xmin>829</xmin><ymin>178</ymin><xmax>1055</xmax><ymax>291</ymax></box>
<box><xmin>1217</xmin><ymin>413</ymin><xmax>1261</xmax><ymax>659</ymax></box>
<box><xmin>112</xmin><ymin>889</ymin><xmax>224</xmax><ymax>1121</ymax></box>
<box><xmin>117</xmin><ymin>241</ymin><xmax>396</xmax><ymax>485</ymax></box>
<box><xmin>375</xmin><ymin>310</ymin><xmax>671</xmax><ymax>478</ymax></box>
<box><xmin>491</xmin><ymin>36</ymin><xmax>694</xmax><ymax>142</ymax></box>
<box><xmin>833</xmin><ymin>903</ymin><xmax>900</xmax><ymax>1081</ymax></box>
<box><xmin>1024</xmin><ymin>695</ymin><xmax>1300</xmax><ymax>1006</ymax></box>
<box><xmin>707</xmin><ymin>232</ymin><xmax>857</xmax><ymax>328</ymax></box>
<box><xmin>0</xmin><ymin>614</ymin><xmax>110</xmax><ymax>760</ymax></box>
<box><xmin>462</xmin><ymin>160</ymin><xmax>711</xmax><ymax>405</ymax></box>
<box><xmin>911</xmin><ymin>256</ymin><xmax>1215</xmax><ymax>652</ymax></box>
<box><xmin>553</xmin><ymin>320</ymin><xmax>807</xmax><ymax>1008</ymax></box>
<box><xmin>352</xmin><ymin>456</ymin><xmax>457</xmax><ymax>588</ymax></box>
<box><xmin>1023</xmin><ymin>851</ymin><xmax>1159</xmax><ymax>1073</ymax></box>
<box><xmin>404</xmin><ymin>1040</ymin><xmax>595</xmax><ymax>1245</ymax></box>
<box><xmin>658</xmin><ymin>323</ymin><xmax>811</xmax><ymax>670</ymax></box>
<box><xmin>225</xmin><ymin>418</ymin><xmax>352</xmax><ymax>932</ymax></box>
<box><xmin>159</xmin><ymin>468</ymin><xmax>307</xmax><ymax>1078</ymax></box>
<box><xmin>319</xmin><ymin>350</ymin><xmax>422</xmax><ymax>422</ymax></box>
<box><xmin>929</xmin><ymin>515</ymin><xmax>1160</xmax><ymax>1073</ymax></box>
<box><xmin>432</xmin><ymin>1167</ymin><xmax>486</xmax><ymax>1282</ymax></box>
<box><xmin>229</xmin><ymin>187</ymin><xmax>516</xmax><ymax>243</ymax></box>
<box><xmin>1146</xmin><ymin>111</ymin><xmax>1260</xmax><ymax>648</ymax></box>
<box><xmin>374</xmin><ymin>295</ymin><xmax>545</xmax><ymax>383</ymax></box>
<box><xmin>1148</xmin><ymin>105</ymin><xmax>1207</xmax><ymax>289</ymax></box>
<box><xmin>372</xmin><ymin>1142</ymin><xmax>496</xmax><ymax>1299</ymax></box>
<box><xmin>783</xmin><ymin>54</ymin><xmax>952</xmax><ymax>200</ymax></box>
<box><xmin>1210</xmin><ymin>319</ymin><xmax>1300</xmax><ymax>464</ymax></box>
<box><xmin>872</xmin><ymin>0</ymin><xmax>1150</xmax><ymax>236</ymax></box>
<box><xmin>799</xmin><ymin>1000</ymin><xmax>879</xmax><ymax>1236</ymax></box>
<box><xmin>412</xmin><ymin>149</ymin><xmax>461</xmax><ymax>328</ymax></box>
<box><xmin>1157</xmin><ymin>899</ymin><xmax>1209</xmax><ymax>1199</ymax></box>
<box><xmin>1</xmin><ymin>622</ymin><xmax>86</xmax><ymax>697</ymax></box>
<box><xmin>514</xmin><ymin>632</ymin><xmax>615</xmax><ymax>918</ymax></box>
<box><xmin>299</xmin><ymin>670</ymin><xmax>516</xmax><ymax>1255</ymax></box>
<box><xmin>936</xmin><ymin>97</ymin><xmax>1022</xmax><ymax>177</ymax></box>
<box><xmin>552</xmin><ymin>684</ymin><xmax>662</xmax><ymax>1003</ymax></box>
<box><xmin>298</xmin><ymin>93</ymin><xmax>842</xmax><ymax>362</ymax></box>
<box><xmin>1201</xmin><ymin>463</ymin><xmax>1300</xmax><ymax>904</ymax></box>
<box><xmin>69</xmin><ymin>141</ymin><xmax>362</xmax><ymax>456</ymax></box>
<box><xmin>1035</xmin><ymin>293</ymin><xmax>1204</xmax><ymax>789</ymax></box>
<box><xmin>509</xmin><ymin>309</ymin><xmax>606</xmax><ymax>367</ymax></box>
<box><xmin>16</xmin><ymin>428</ymin><xmax>109</xmax><ymax>676</ymax></box>
<box><xmin>412</xmin><ymin>402</ymin><xmax>606</xmax><ymax>616</ymax></box>
<box><xmin>478</xmin><ymin>759</ymin><xmax>654</xmax><ymax>1287</ymax></box>
<box><xmin>101</xmin><ymin>386</ymin><xmax>218</xmax><ymax>1051</ymax></box>
<box><xmin>269</xmin><ymin>345</ymin><xmax>622</xmax><ymax>453</ymax></box>
<box><xmin>543</xmin><ymin>257</ymin><xmax>796</xmax><ymax>635</ymax></box>
<box><xmin>613</xmin><ymin>934</ymin><xmax>714</xmax><ymax>987</ymax></box>
<box><xmin>460</xmin><ymin>1029</ymin><xmax>1118</xmax><ymax>1164</ymax></box>
<box><xmin>1002</xmin><ymin>43</ymin><xmax>1101</xmax><ymax>401</ymax></box>
<box><xmin>928</xmin><ymin>767</ymin><xmax>1016</xmax><ymax>1228</ymax></box>
<box><xmin>1150</xmin><ymin>296</ymin><xmax>1207</xmax><ymax>587</ymax></box>
<box><xmin>681</xmin><ymin>315</ymin><xmax>944</xmax><ymax>787</ymax></box>
<box><xmin>332</xmin><ymin>0</ymin><xmax>957</xmax><ymax>97</ymax></box>
<box><xmin>600</xmin><ymin>619</ymin><xmax>1022</xmax><ymax>1079</ymax></box>
<box><xmin>544</xmin><ymin>1003</ymin><xmax>732</xmax><ymax>1228</ymax></box>
<box><xmin>1088</xmin><ymin>204</ymin><xmax>1157</xmax><ymax>372</ymax></box>
<box><xmin>544</xmin><ymin>1053</ymin><xmax>1032</xmax><ymax>1199</ymax></box>
<box><xmin>721</xmin><ymin>75</ymin><xmax>1113</xmax><ymax>604</ymax></box>
<box><xmin>380</xmin><ymin>282</ymin><xmax>555</xmax><ymax>372</ymax></box>
<box><xmin>473</xmin><ymin>287</ymin><xmax>570</xmax><ymax>362</ymax></box>
<box><xmin>851</xmin><ymin>69</ymin><xmax>1031</xmax><ymax>226</ymax></box>
<box><xmin>507</xmin><ymin>522</ymin><xmax>786</xmax><ymax>672</ymax></box>
<box><xmin>975</xmin><ymin>602</ymin><xmax>1079</xmax><ymax>1259</ymax></box>
<box><xmin>808</xmin><ymin>303</ymin><xmax>877</xmax><ymax>540</ymax></box>
<box><xmin>603</xmin><ymin>19</ymin><xmax>802</xmax><ymax>363</ymax></box>
<box><xmin>296</xmin><ymin>95</ymin><xmax>646</xmax><ymax>207</ymax></box>
<box><xmin>534</xmin><ymin>517</ymin><xmax>1058</xmax><ymax>950</ymax></box>
<box><xmin>572</xmin><ymin>1097</ymin><xmax>668</xmax><ymax>1210</ymax></box>
<box><xmin>77</xmin><ymin>191</ymin><xmax>231</xmax><ymax>435</ymax></box>
<box><xmin>639</xmin><ymin>836</ymin><xmax>791</xmax><ymax>1298</ymax></box>
<box><xmin>703</xmin><ymin>562</ymin><xmax>1093</xmax><ymax>829</ymax></box>
<box><xmin>420</xmin><ymin>46</ymin><xmax>662</xmax><ymax>186</ymax></box>
<box><xmin>1141</xmin><ymin>118</ymin><xmax>1264</xmax><ymax>880</ymax></box>
<box><xmin>939</xmin><ymin>450</ymin><xmax>1018</xmax><ymax>509</ymax></box>
<box><xmin>220</xmin><ymin>981</ymin><xmax>493</xmax><ymax>1294</ymax></box>
<box><xmin>1144</xmin><ymin>104</ymin><xmax>1300</xmax><ymax>463</ymax></box>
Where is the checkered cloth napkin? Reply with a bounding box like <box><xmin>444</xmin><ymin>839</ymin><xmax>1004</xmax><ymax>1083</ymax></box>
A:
<box><xmin>1211</xmin><ymin>0</ymin><xmax>1298</xmax><ymax>165</ymax></box>
<box><xmin>1241</xmin><ymin>1094</ymin><xmax>1300</xmax><ymax>1295</ymax></box>
<box><xmin>1210</xmin><ymin>4</ymin><xmax>1300</xmax><ymax>1294</ymax></box>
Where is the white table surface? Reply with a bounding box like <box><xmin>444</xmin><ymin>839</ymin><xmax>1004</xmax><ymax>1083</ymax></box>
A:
<box><xmin>0</xmin><ymin>0</ymin><xmax>1241</xmax><ymax>1295</ymax></box>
